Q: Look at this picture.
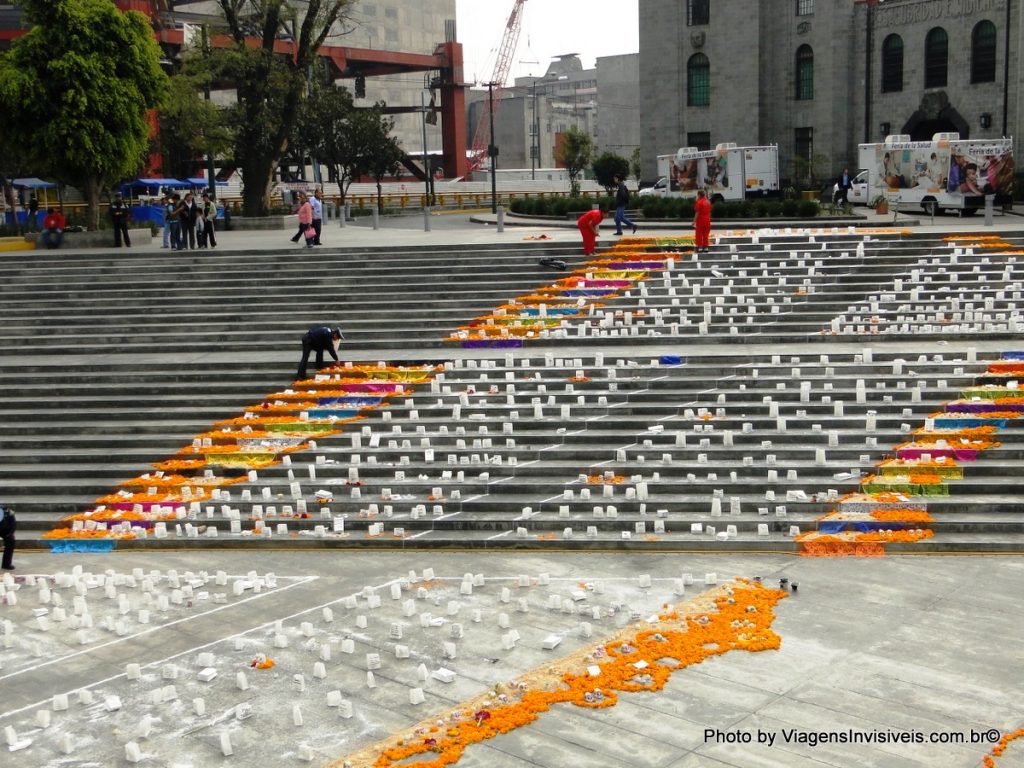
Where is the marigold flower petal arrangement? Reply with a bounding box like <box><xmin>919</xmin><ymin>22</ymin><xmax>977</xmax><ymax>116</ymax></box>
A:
<box><xmin>331</xmin><ymin>580</ymin><xmax>786</xmax><ymax>768</ymax></box>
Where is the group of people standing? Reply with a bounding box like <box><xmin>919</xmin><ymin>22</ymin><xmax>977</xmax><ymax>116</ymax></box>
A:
<box><xmin>162</xmin><ymin>191</ymin><xmax>218</xmax><ymax>250</ymax></box>
<box><xmin>290</xmin><ymin>189</ymin><xmax>324</xmax><ymax>247</ymax></box>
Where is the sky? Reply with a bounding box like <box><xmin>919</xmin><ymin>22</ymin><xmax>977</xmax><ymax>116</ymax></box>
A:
<box><xmin>455</xmin><ymin>0</ymin><xmax>640</xmax><ymax>86</ymax></box>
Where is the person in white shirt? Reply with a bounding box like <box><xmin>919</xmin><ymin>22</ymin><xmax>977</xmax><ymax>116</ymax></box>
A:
<box><xmin>310</xmin><ymin>189</ymin><xmax>324</xmax><ymax>245</ymax></box>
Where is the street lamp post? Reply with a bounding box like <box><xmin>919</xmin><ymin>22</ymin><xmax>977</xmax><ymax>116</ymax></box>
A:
<box><xmin>486</xmin><ymin>81</ymin><xmax>499</xmax><ymax>214</ymax></box>
<box><xmin>420</xmin><ymin>90</ymin><xmax>431</xmax><ymax>206</ymax></box>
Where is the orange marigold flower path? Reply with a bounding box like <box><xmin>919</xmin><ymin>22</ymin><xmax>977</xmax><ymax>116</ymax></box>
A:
<box><xmin>329</xmin><ymin>580</ymin><xmax>786</xmax><ymax>768</ymax></box>
<box><xmin>984</xmin><ymin>727</ymin><xmax>1024</xmax><ymax>766</ymax></box>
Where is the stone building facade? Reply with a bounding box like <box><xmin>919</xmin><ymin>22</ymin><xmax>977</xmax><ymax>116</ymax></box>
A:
<box><xmin>639</xmin><ymin>0</ymin><xmax>1019</xmax><ymax>187</ymax></box>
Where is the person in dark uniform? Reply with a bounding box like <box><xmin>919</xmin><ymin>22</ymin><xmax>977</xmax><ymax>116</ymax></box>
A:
<box><xmin>297</xmin><ymin>326</ymin><xmax>343</xmax><ymax>378</ymax></box>
<box><xmin>0</xmin><ymin>503</ymin><xmax>16</xmax><ymax>571</ymax></box>
<box><xmin>110</xmin><ymin>193</ymin><xmax>131</xmax><ymax>247</ymax></box>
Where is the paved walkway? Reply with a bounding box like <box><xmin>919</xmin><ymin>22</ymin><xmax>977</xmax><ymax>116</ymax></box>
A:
<box><xmin>10</xmin><ymin>206</ymin><xmax>1024</xmax><ymax>256</ymax></box>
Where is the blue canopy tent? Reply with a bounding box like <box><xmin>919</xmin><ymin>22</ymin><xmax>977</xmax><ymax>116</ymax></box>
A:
<box><xmin>7</xmin><ymin>178</ymin><xmax>58</xmax><ymax>227</ymax></box>
<box><xmin>186</xmin><ymin>177</ymin><xmax>229</xmax><ymax>190</ymax></box>
<box><xmin>119</xmin><ymin>178</ymin><xmax>190</xmax><ymax>198</ymax></box>
<box><xmin>119</xmin><ymin>179</ymin><xmax>194</xmax><ymax>226</ymax></box>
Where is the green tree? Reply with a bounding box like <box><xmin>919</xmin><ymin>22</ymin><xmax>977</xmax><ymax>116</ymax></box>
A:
<box><xmin>0</xmin><ymin>129</ymin><xmax>34</xmax><ymax>234</ymax></box>
<box><xmin>212</xmin><ymin>0</ymin><xmax>353</xmax><ymax>216</ymax></box>
<box><xmin>158</xmin><ymin>71</ymin><xmax>233</xmax><ymax>181</ymax></box>
<box><xmin>0</xmin><ymin>0</ymin><xmax>168</xmax><ymax>230</ymax></box>
<box><xmin>592</xmin><ymin>151</ymin><xmax>630</xmax><ymax>193</ymax></box>
<box><xmin>555</xmin><ymin>126</ymin><xmax>593</xmax><ymax>197</ymax></box>
<box><xmin>364</xmin><ymin>123</ymin><xmax>404</xmax><ymax>214</ymax></box>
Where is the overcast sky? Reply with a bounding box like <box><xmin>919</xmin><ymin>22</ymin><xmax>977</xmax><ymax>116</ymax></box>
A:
<box><xmin>455</xmin><ymin>0</ymin><xmax>640</xmax><ymax>85</ymax></box>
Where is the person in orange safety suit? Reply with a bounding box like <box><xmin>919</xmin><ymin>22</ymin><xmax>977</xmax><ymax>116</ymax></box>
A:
<box><xmin>577</xmin><ymin>207</ymin><xmax>604</xmax><ymax>256</ymax></box>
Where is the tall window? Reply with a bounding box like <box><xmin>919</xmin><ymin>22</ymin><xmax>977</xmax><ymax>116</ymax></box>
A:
<box><xmin>971</xmin><ymin>20</ymin><xmax>997</xmax><ymax>83</ymax></box>
<box><xmin>796</xmin><ymin>0</ymin><xmax>814</xmax><ymax>15</ymax></box>
<box><xmin>687</xmin><ymin>53</ymin><xmax>710</xmax><ymax>106</ymax></box>
<box><xmin>687</xmin><ymin>0</ymin><xmax>709</xmax><ymax>26</ymax></box>
<box><xmin>795</xmin><ymin>127</ymin><xmax>814</xmax><ymax>168</ymax></box>
<box><xmin>687</xmin><ymin>131</ymin><xmax>711</xmax><ymax>151</ymax></box>
<box><xmin>925</xmin><ymin>27</ymin><xmax>948</xmax><ymax>88</ymax></box>
<box><xmin>796</xmin><ymin>45</ymin><xmax>814</xmax><ymax>100</ymax></box>
<box><xmin>881</xmin><ymin>34</ymin><xmax>903</xmax><ymax>92</ymax></box>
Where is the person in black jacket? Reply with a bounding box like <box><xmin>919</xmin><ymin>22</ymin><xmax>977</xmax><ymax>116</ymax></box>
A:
<box><xmin>180</xmin><ymin>192</ymin><xmax>199</xmax><ymax>250</ymax></box>
<box><xmin>297</xmin><ymin>326</ymin><xmax>343</xmax><ymax>378</ymax></box>
<box><xmin>612</xmin><ymin>175</ymin><xmax>637</xmax><ymax>235</ymax></box>
<box><xmin>0</xmin><ymin>504</ymin><xmax>16</xmax><ymax>571</ymax></box>
<box><xmin>110</xmin><ymin>193</ymin><xmax>132</xmax><ymax>247</ymax></box>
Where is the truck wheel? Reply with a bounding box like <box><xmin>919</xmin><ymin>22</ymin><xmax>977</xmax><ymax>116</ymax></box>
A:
<box><xmin>921</xmin><ymin>198</ymin><xmax>943</xmax><ymax>216</ymax></box>
<box><xmin>711</xmin><ymin>194</ymin><xmax>724</xmax><ymax>204</ymax></box>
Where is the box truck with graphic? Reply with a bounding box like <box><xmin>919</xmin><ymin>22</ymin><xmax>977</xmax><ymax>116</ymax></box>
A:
<box><xmin>834</xmin><ymin>133</ymin><xmax>1014</xmax><ymax>213</ymax></box>
<box><xmin>642</xmin><ymin>143</ymin><xmax>779</xmax><ymax>201</ymax></box>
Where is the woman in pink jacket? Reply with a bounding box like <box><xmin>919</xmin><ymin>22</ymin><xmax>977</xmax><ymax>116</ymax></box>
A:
<box><xmin>290</xmin><ymin>192</ymin><xmax>315</xmax><ymax>247</ymax></box>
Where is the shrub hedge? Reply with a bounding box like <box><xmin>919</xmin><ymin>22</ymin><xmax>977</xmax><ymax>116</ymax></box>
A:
<box><xmin>509</xmin><ymin>195</ymin><xmax>820</xmax><ymax>219</ymax></box>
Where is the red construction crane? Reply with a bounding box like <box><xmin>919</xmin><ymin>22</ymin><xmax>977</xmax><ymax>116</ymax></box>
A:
<box><xmin>467</xmin><ymin>0</ymin><xmax>526</xmax><ymax>173</ymax></box>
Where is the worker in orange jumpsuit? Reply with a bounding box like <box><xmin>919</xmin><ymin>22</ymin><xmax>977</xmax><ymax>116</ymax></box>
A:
<box><xmin>577</xmin><ymin>207</ymin><xmax>604</xmax><ymax>256</ymax></box>
<box><xmin>693</xmin><ymin>189</ymin><xmax>712</xmax><ymax>253</ymax></box>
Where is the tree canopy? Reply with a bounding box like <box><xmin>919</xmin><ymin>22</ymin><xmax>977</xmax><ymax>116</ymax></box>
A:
<box><xmin>555</xmin><ymin>126</ymin><xmax>593</xmax><ymax>198</ymax></box>
<box><xmin>295</xmin><ymin>81</ymin><xmax>403</xmax><ymax>205</ymax></box>
<box><xmin>0</xmin><ymin>0</ymin><xmax>168</xmax><ymax>229</ymax></box>
<box><xmin>592</xmin><ymin>151</ymin><xmax>630</xmax><ymax>193</ymax></box>
<box><xmin>211</xmin><ymin>0</ymin><xmax>354</xmax><ymax>216</ymax></box>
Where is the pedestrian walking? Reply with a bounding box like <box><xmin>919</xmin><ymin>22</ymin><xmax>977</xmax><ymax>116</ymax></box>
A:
<box><xmin>612</xmin><ymin>175</ymin><xmax>637</xmax><ymax>235</ymax></box>
<box><xmin>311</xmin><ymin>188</ymin><xmax>323</xmax><ymax>245</ymax></box>
<box><xmin>167</xmin><ymin>194</ymin><xmax>183</xmax><ymax>250</ymax></box>
<box><xmin>200</xmin><ymin>193</ymin><xmax>218</xmax><ymax>248</ymax></box>
<box><xmin>180</xmin><ymin>192</ymin><xmax>198</xmax><ymax>249</ymax></box>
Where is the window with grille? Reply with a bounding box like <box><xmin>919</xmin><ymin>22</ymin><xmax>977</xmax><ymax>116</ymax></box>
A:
<box><xmin>796</xmin><ymin>45</ymin><xmax>813</xmax><ymax>100</ymax></box>
<box><xmin>971</xmin><ymin>20</ymin><xmax>997</xmax><ymax>83</ymax></box>
<box><xmin>925</xmin><ymin>27</ymin><xmax>948</xmax><ymax>88</ymax></box>
<box><xmin>687</xmin><ymin>0</ymin><xmax>709</xmax><ymax>26</ymax></box>
<box><xmin>795</xmin><ymin>127</ymin><xmax>813</xmax><ymax>171</ymax></box>
<box><xmin>687</xmin><ymin>53</ymin><xmax>710</xmax><ymax>106</ymax></box>
<box><xmin>796</xmin><ymin>0</ymin><xmax>813</xmax><ymax>16</ymax></box>
<box><xmin>881</xmin><ymin>34</ymin><xmax>903</xmax><ymax>92</ymax></box>
<box><xmin>687</xmin><ymin>132</ymin><xmax>711</xmax><ymax>151</ymax></box>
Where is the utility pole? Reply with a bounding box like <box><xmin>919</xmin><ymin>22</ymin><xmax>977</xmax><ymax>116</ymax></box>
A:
<box><xmin>486</xmin><ymin>81</ymin><xmax>499</xmax><ymax>214</ymax></box>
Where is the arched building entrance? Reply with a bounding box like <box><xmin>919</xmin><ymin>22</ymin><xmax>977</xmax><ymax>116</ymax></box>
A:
<box><xmin>901</xmin><ymin>92</ymin><xmax>969</xmax><ymax>140</ymax></box>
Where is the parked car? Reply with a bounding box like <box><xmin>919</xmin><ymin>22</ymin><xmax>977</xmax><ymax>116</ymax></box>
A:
<box><xmin>638</xmin><ymin>177</ymin><xmax>668</xmax><ymax>197</ymax></box>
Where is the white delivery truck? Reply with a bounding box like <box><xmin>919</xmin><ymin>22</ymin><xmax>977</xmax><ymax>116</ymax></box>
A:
<box><xmin>641</xmin><ymin>143</ymin><xmax>779</xmax><ymax>201</ymax></box>
<box><xmin>834</xmin><ymin>133</ymin><xmax>1014</xmax><ymax>213</ymax></box>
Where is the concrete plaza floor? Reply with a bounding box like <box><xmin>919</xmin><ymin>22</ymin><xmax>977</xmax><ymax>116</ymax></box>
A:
<box><xmin>1</xmin><ymin>548</ymin><xmax>1022</xmax><ymax>768</ymax></box>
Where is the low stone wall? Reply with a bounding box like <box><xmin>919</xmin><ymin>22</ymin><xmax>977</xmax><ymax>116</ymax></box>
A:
<box><xmin>27</xmin><ymin>228</ymin><xmax>153</xmax><ymax>249</ymax></box>
<box><xmin>228</xmin><ymin>215</ymin><xmax>289</xmax><ymax>230</ymax></box>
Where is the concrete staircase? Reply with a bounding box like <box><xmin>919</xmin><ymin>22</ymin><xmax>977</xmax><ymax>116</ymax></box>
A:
<box><xmin>3</xmin><ymin>228</ymin><xmax>1024</xmax><ymax>553</ymax></box>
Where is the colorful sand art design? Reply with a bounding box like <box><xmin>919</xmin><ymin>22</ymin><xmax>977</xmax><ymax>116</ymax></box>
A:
<box><xmin>43</xmin><ymin>365</ymin><xmax>440</xmax><ymax>547</ymax></box>
<box><xmin>798</xmin><ymin>352</ymin><xmax>1023</xmax><ymax>557</ymax></box>
<box><xmin>448</xmin><ymin>239</ymin><xmax>674</xmax><ymax>346</ymax></box>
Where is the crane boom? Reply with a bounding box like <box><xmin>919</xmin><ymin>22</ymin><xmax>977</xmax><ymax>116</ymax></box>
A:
<box><xmin>467</xmin><ymin>0</ymin><xmax>526</xmax><ymax>173</ymax></box>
